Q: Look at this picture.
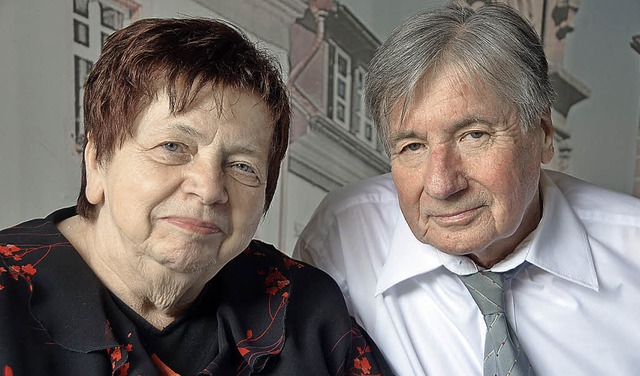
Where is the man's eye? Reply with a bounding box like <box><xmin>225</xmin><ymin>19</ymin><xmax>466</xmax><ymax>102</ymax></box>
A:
<box><xmin>465</xmin><ymin>131</ymin><xmax>485</xmax><ymax>140</ymax></box>
<box><xmin>402</xmin><ymin>143</ymin><xmax>423</xmax><ymax>152</ymax></box>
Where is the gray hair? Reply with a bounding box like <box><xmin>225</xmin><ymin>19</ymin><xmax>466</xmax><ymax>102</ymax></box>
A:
<box><xmin>365</xmin><ymin>2</ymin><xmax>556</xmax><ymax>149</ymax></box>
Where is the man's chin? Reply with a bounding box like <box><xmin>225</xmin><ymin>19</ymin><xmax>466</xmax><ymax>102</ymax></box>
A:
<box><xmin>425</xmin><ymin>237</ymin><xmax>488</xmax><ymax>257</ymax></box>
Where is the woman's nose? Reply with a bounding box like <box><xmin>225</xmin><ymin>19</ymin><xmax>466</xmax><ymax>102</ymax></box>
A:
<box><xmin>183</xmin><ymin>159</ymin><xmax>229</xmax><ymax>205</ymax></box>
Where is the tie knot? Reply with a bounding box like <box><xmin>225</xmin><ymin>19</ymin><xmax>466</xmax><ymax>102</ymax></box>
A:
<box><xmin>459</xmin><ymin>271</ymin><xmax>505</xmax><ymax>315</ymax></box>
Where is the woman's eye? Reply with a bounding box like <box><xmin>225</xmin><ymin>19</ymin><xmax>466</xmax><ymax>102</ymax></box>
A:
<box><xmin>227</xmin><ymin>162</ymin><xmax>261</xmax><ymax>187</ymax></box>
<box><xmin>163</xmin><ymin>142</ymin><xmax>182</xmax><ymax>152</ymax></box>
<box><xmin>154</xmin><ymin>142</ymin><xmax>191</xmax><ymax>164</ymax></box>
<box><xmin>233</xmin><ymin>162</ymin><xmax>255</xmax><ymax>174</ymax></box>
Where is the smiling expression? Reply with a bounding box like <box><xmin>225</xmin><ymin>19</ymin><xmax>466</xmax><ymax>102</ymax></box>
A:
<box><xmin>85</xmin><ymin>87</ymin><xmax>273</xmax><ymax>276</ymax></box>
<box><xmin>388</xmin><ymin>67</ymin><xmax>554</xmax><ymax>267</ymax></box>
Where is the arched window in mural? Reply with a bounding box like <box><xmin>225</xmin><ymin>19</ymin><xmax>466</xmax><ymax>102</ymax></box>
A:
<box><xmin>352</xmin><ymin>66</ymin><xmax>376</xmax><ymax>148</ymax></box>
<box><xmin>329</xmin><ymin>42</ymin><xmax>352</xmax><ymax>129</ymax></box>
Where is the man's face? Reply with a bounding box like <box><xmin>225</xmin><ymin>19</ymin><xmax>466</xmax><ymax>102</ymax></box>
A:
<box><xmin>388</xmin><ymin>68</ymin><xmax>554</xmax><ymax>267</ymax></box>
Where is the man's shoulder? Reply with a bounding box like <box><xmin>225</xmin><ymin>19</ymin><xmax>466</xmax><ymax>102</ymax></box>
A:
<box><xmin>547</xmin><ymin>170</ymin><xmax>640</xmax><ymax>223</ymax></box>
<box><xmin>318</xmin><ymin>173</ymin><xmax>398</xmax><ymax>214</ymax></box>
<box><xmin>298</xmin><ymin>173</ymin><xmax>400</xmax><ymax>250</ymax></box>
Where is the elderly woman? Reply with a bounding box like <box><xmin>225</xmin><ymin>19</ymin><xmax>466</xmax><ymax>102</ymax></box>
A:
<box><xmin>0</xmin><ymin>18</ymin><xmax>390</xmax><ymax>375</ymax></box>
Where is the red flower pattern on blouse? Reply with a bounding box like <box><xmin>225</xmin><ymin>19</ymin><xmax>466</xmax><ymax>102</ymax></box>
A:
<box><xmin>103</xmin><ymin>321</ymin><xmax>133</xmax><ymax>375</ymax></box>
<box><xmin>235</xmin><ymin>254</ymin><xmax>308</xmax><ymax>370</ymax></box>
<box><xmin>283</xmin><ymin>257</ymin><xmax>303</xmax><ymax>269</ymax></box>
<box><xmin>0</xmin><ymin>244</ymin><xmax>21</xmax><ymax>259</ymax></box>
<box><xmin>346</xmin><ymin>331</ymin><xmax>387</xmax><ymax>375</ymax></box>
<box><xmin>353</xmin><ymin>345</ymin><xmax>374</xmax><ymax>374</ymax></box>
<box><xmin>107</xmin><ymin>345</ymin><xmax>132</xmax><ymax>376</ymax></box>
<box><xmin>354</xmin><ymin>357</ymin><xmax>372</xmax><ymax>374</ymax></box>
<box><xmin>0</xmin><ymin>244</ymin><xmax>39</xmax><ymax>290</ymax></box>
<box><xmin>264</xmin><ymin>267</ymin><xmax>289</xmax><ymax>296</ymax></box>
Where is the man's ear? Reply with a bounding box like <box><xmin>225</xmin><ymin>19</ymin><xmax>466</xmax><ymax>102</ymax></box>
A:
<box><xmin>84</xmin><ymin>137</ymin><xmax>105</xmax><ymax>205</ymax></box>
<box><xmin>539</xmin><ymin>109</ymin><xmax>555</xmax><ymax>164</ymax></box>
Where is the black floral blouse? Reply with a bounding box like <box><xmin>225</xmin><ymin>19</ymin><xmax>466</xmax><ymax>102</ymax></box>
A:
<box><xmin>0</xmin><ymin>208</ymin><xmax>392</xmax><ymax>375</ymax></box>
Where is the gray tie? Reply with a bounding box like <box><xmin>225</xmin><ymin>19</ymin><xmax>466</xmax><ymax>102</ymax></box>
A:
<box><xmin>459</xmin><ymin>271</ymin><xmax>535</xmax><ymax>376</ymax></box>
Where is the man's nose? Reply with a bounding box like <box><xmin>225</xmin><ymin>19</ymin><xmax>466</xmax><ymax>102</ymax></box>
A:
<box><xmin>422</xmin><ymin>146</ymin><xmax>467</xmax><ymax>200</ymax></box>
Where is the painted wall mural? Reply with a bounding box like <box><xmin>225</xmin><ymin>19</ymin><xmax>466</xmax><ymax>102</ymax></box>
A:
<box><xmin>67</xmin><ymin>0</ymin><xmax>595</xmax><ymax>253</ymax></box>
<box><xmin>1</xmin><ymin>0</ymin><xmax>638</xmax><ymax>252</ymax></box>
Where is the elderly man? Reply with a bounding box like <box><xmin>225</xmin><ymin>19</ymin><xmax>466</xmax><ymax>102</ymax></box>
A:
<box><xmin>294</xmin><ymin>2</ymin><xmax>640</xmax><ymax>376</ymax></box>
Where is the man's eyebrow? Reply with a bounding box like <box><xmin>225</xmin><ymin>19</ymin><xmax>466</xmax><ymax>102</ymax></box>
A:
<box><xmin>388</xmin><ymin>130</ymin><xmax>420</xmax><ymax>146</ymax></box>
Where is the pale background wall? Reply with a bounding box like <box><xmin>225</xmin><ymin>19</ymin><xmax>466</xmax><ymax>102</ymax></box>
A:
<box><xmin>1</xmin><ymin>0</ymin><xmax>639</xmax><ymax>255</ymax></box>
<box><xmin>562</xmin><ymin>0</ymin><xmax>640</xmax><ymax>193</ymax></box>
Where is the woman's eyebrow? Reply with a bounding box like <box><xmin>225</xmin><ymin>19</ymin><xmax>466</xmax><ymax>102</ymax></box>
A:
<box><xmin>156</xmin><ymin>123</ymin><xmax>207</xmax><ymax>141</ymax></box>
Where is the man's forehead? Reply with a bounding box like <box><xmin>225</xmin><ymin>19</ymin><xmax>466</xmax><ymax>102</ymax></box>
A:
<box><xmin>416</xmin><ymin>66</ymin><xmax>491</xmax><ymax>102</ymax></box>
<box><xmin>390</xmin><ymin>68</ymin><xmax>514</xmax><ymax>128</ymax></box>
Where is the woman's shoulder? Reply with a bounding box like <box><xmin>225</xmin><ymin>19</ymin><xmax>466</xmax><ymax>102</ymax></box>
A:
<box><xmin>221</xmin><ymin>239</ymin><xmax>348</xmax><ymax>315</ymax></box>
<box><xmin>0</xmin><ymin>207</ymin><xmax>75</xmax><ymax>245</ymax></box>
<box><xmin>244</xmin><ymin>239</ymin><xmax>344</xmax><ymax>293</ymax></box>
<box><xmin>0</xmin><ymin>210</ymin><xmax>71</xmax><ymax>284</ymax></box>
<box><xmin>242</xmin><ymin>241</ymin><xmax>395</xmax><ymax>374</ymax></box>
<box><xmin>216</xmin><ymin>240</ymin><xmax>393</xmax><ymax>375</ymax></box>
<box><xmin>242</xmin><ymin>240</ymin><xmax>351</xmax><ymax>322</ymax></box>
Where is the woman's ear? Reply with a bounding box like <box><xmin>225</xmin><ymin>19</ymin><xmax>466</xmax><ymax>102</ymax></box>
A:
<box><xmin>539</xmin><ymin>109</ymin><xmax>555</xmax><ymax>165</ymax></box>
<box><xmin>84</xmin><ymin>138</ymin><xmax>105</xmax><ymax>205</ymax></box>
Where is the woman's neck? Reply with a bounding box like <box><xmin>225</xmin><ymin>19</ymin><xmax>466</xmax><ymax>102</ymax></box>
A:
<box><xmin>57</xmin><ymin>215</ymin><xmax>209</xmax><ymax>329</ymax></box>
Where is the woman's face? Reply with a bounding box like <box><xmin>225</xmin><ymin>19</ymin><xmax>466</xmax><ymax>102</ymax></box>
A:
<box><xmin>84</xmin><ymin>87</ymin><xmax>272</xmax><ymax>277</ymax></box>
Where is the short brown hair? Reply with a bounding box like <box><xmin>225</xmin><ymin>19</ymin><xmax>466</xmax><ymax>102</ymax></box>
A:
<box><xmin>77</xmin><ymin>18</ymin><xmax>290</xmax><ymax>219</ymax></box>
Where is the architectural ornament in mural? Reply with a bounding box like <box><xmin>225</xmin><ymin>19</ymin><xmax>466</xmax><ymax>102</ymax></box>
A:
<box><xmin>72</xmin><ymin>0</ymin><xmax>141</xmax><ymax>153</ymax></box>
<box><xmin>288</xmin><ymin>0</ymin><xmax>390</xmax><ymax>193</ymax></box>
<box><xmin>458</xmin><ymin>0</ymin><xmax>589</xmax><ymax>172</ymax></box>
<box><xmin>631</xmin><ymin>33</ymin><xmax>640</xmax><ymax>197</ymax></box>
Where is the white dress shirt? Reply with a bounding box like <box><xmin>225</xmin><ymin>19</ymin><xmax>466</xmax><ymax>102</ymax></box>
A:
<box><xmin>294</xmin><ymin>170</ymin><xmax>640</xmax><ymax>376</ymax></box>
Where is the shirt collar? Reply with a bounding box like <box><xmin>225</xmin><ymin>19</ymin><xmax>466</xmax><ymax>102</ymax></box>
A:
<box><xmin>375</xmin><ymin>170</ymin><xmax>598</xmax><ymax>296</ymax></box>
<box><xmin>375</xmin><ymin>211</ymin><xmax>480</xmax><ymax>296</ymax></box>
<box><xmin>520</xmin><ymin>171</ymin><xmax>598</xmax><ymax>290</ymax></box>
